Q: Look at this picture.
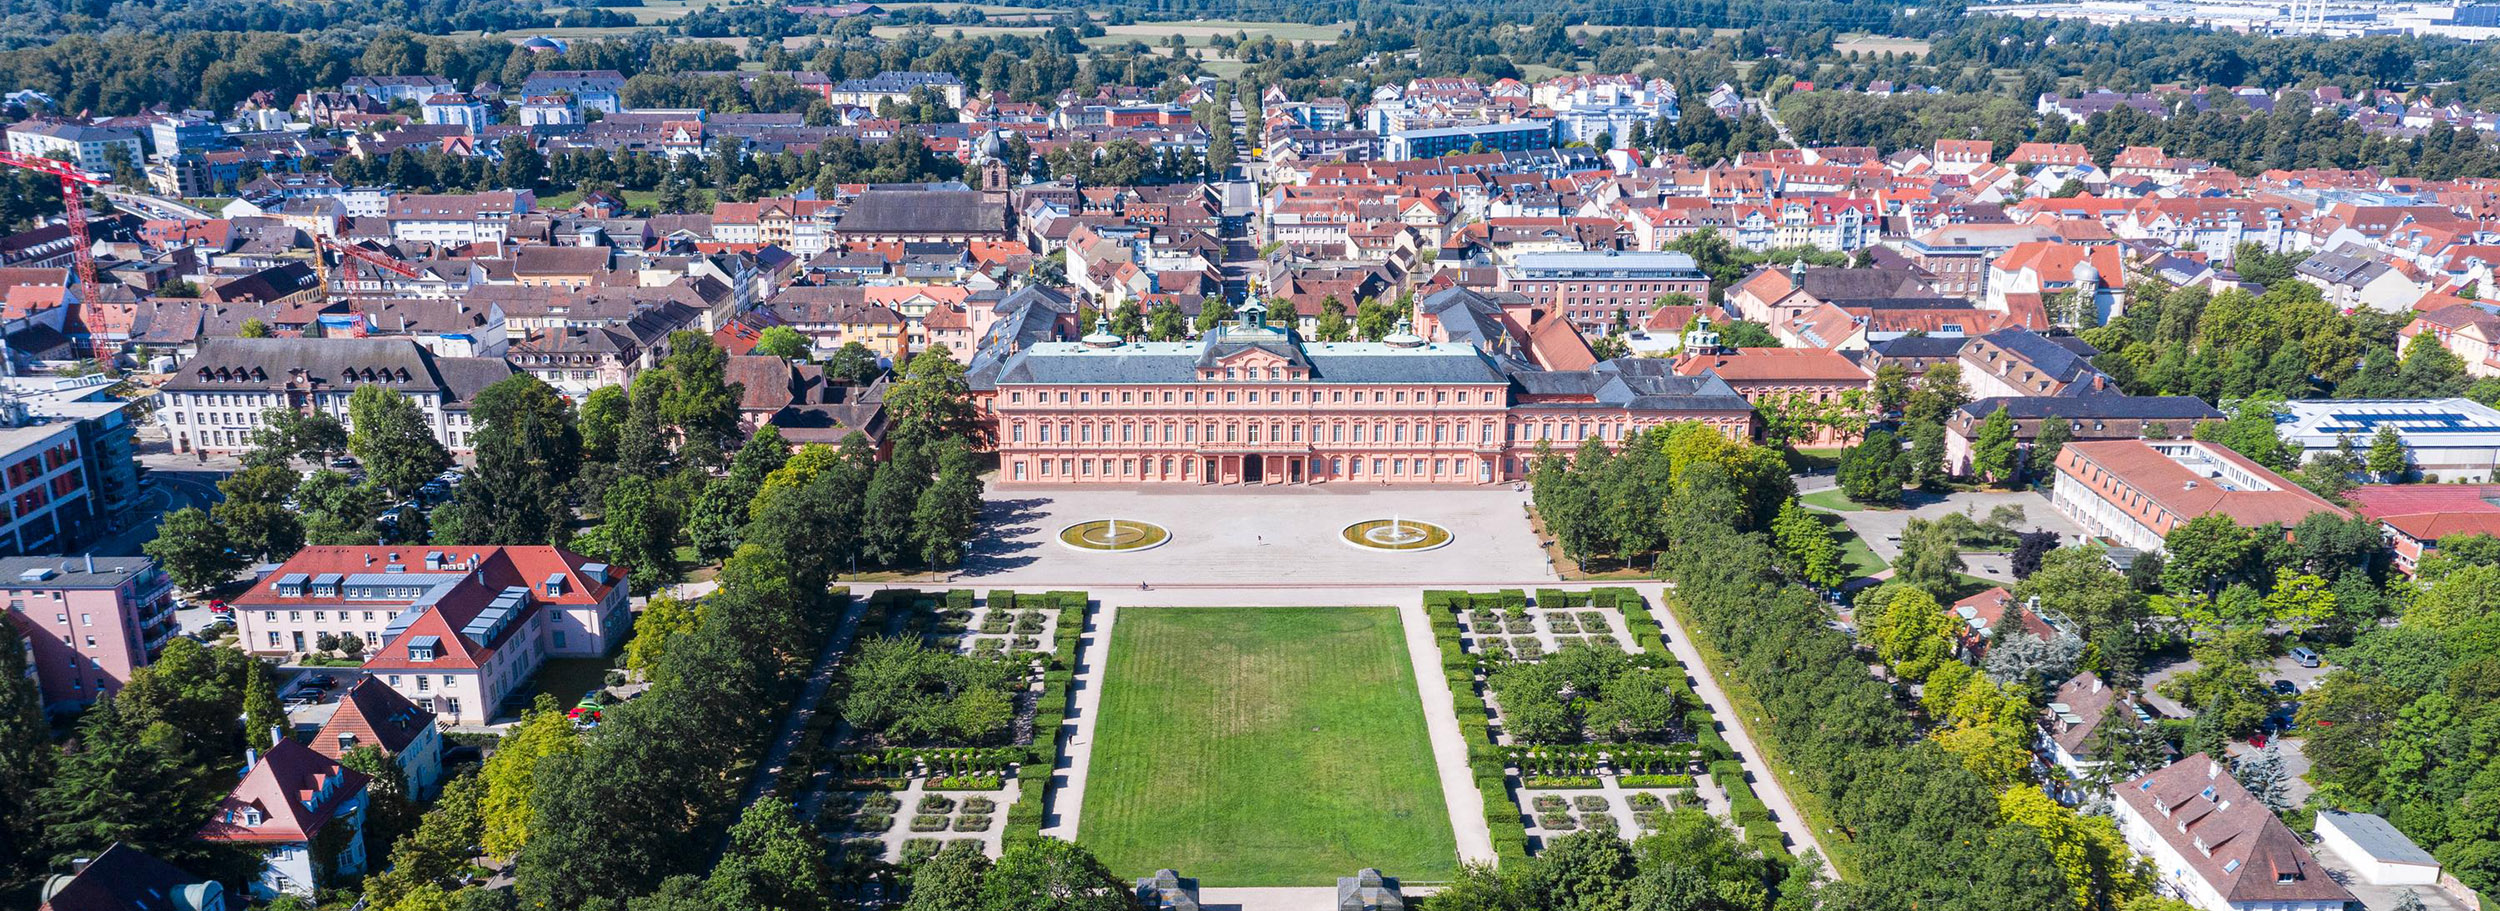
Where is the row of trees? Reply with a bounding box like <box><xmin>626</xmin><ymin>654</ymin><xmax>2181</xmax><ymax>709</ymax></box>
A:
<box><xmin>1529</xmin><ymin>423</ymin><xmax>1795</xmax><ymax>571</ymax></box>
<box><xmin>367</xmin><ymin>536</ymin><xmax>843</xmax><ymax>911</ymax></box>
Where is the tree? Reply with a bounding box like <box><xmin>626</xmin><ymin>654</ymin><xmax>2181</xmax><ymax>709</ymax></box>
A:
<box><xmin>0</xmin><ymin>619</ymin><xmax>51</xmax><ymax>883</ymax></box>
<box><xmin>753</xmin><ymin>326</ymin><xmax>812</xmax><ymax>361</ymax></box>
<box><xmin>1314</xmin><ymin>295</ymin><xmax>1351</xmax><ymax>341</ymax></box>
<box><xmin>145</xmin><ymin>507</ymin><xmax>242</xmax><ymax>591</ymax></box>
<box><xmin>624</xmin><ymin>594</ymin><xmax>702</xmax><ymax>684</ymax></box>
<box><xmin>886</xmin><ymin>347</ymin><xmax>982</xmax><ymax>445</ymax></box>
<box><xmin>2032</xmin><ymin>416</ymin><xmax>2073</xmax><ymax>481</ymax></box>
<box><xmin>242</xmin><ymin>660</ymin><xmax>287</xmax><ymax>747</ymax></box>
<box><xmin>1524</xmin><ymin>831</ymin><xmax>1637</xmax><ymax>911</ymax></box>
<box><xmin>2010</xmin><ymin>530</ymin><xmax>2061</xmax><ymax>580</ymax></box>
<box><xmin>251</xmin><ymin>408</ymin><xmax>349</xmax><ymax>464</ymax></box>
<box><xmin>2234</xmin><ymin>744</ymin><xmax>2293</xmax><ymax>812</ymax></box>
<box><xmin>2368</xmin><ymin>424</ymin><xmax>2410</xmax><ymax>481</ymax></box>
<box><xmin>975</xmin><ymin>839</ymin><xmax>1131</xmax><ymax>911</ymax></box>
<box><xmin>905</xmin><ymin>841</ymin><xmax>992</xmax><ymax>911</ymax></box>
<box><xmin>362</xmin><ymin>772</ymin><xmax>488</xmax><ymax>911</ymax></box>
<box><xmin>1772</xmin><ymin>499</ymin><xmax>1845</xmax><ymax>588</ymax></box>
<box><xmin>1838</xmin><ymin>429</ymin><xmax>1905</xmax><ymax>506</ymax></box>
<box><xmin>1195</xmin><ymin>297</ymin><xmax>1236</xmax><ymax>333</ymax></box>
<box><xmin>445</xmin><ymin>374</ymin><xmax>581</xmax><ymax>546</ymax></box>
<box><xmin>1997</xmin><ymin>786</ymin><xmax>2151</xmax><ymax>911</ymax></box>
<box><xmin>913</xmin><ymin>438</ymin><xmax>984</xmax><ymax>569</ymax></box>
<box><xmin>1972</xmin><ymin>405</ymin><xmax>2019</xmax><ymax>486</ymax></box>
<box><xmin>579</xmin><ymin>385</ymin><xmax>630</xmax><ymax>465</ymax></box>
<box><xmin>238</xmin><ymin>318</ymin><xmax>272</xmax><ymax>338</ymax></box>
<box><xmin>2161</xmin><ymin>515</ymin><xmax>2257</xmax><ymax>595</ymax></box>
<box><xmin>659</xmin><ymin>332</ymin><xmax>744</xmax><ymax>469</ymax></box>
<box><xmin>479</xmin><ymin>696</ymin><xmax>577</xmax><ymax>860</ymax></box>
<box><xmin>823</xmin><ymin>342</ymin><xmax>881</xmax><ymax>385</ymax></box>
<box><xmin>2018</xmin><ymin>545</ymin><xmax>2151</xmax><ymax>683</ymax></box>
<box><xmin>584</xmin><ymin>475</ymin><xmax>679</xmax><ymax>592</ymax></box>
<box><xmin>1860</xmin><ymin>584</ymin><xmax>1958</xmax><ymax>682</ymax></box>
<box><xmin>2194</xmin><ymin>392</ymin><xmax>2296</xmax><ymax>472</ymax></box>
<box><xmin>1894</xmin><ymin>516</ymin><xmax>1967</xmax><ymax>599</ymax></box>
<box><xmin>37</xmin><ymin>695</ymin><xmax>203</xmax><ymax>867</ymax></box>
<box><xmin>1147</xmin><ymin>301</ymin><xmax>1187</xmax><ymax>341</ymax></box>
<box><xmin>212</xmin><ymin>464</ymin><xmax>304</xmax><ymax>561</ymax></box>
<box><xmin>348</xmin><ymin>385</ymin><xmax>452</xmax><ymax>498</ymax></box>
<box><xmin>296</xmin><ymin>469</ymin><xmax>383</xmax><ymax>545</ymax></box>
<box><xmin>1984</xmin><ymin>631</ymin><xmax>2084</xmax><ymax>687</ymax></box>
<box><xmin>705</xmin><ymin>798</ymin><xmax>827</xmax><ymax>911</ymax></box>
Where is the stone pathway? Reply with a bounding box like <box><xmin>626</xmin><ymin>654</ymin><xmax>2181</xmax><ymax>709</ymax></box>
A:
<box><xmin>1039</xmin><ymin>602</ymin><xmax>1115</xmax><ymax>842</ymax></box>
<box><xmin>1395</xmin><ymin>598</ymin><xmax>1497</xmax><ymax>865</ymax></box>
<box><xmin>739</xmin><ymin>597</ymin><xmax>867</xmax><ymax>810</ymax></box>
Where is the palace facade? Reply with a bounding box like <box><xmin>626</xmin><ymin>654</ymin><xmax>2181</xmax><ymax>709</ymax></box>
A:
<box><xmin>972</xmin><ymin>305</ymin><xmax>1757</xmax><ymax>486</ymax></box>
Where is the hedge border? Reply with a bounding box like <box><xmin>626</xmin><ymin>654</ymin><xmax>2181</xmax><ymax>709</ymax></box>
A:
<box><xmin>1002</xmin><ymin>591</ymin><xmax>1090</xmax><ymax>850</ymax></box>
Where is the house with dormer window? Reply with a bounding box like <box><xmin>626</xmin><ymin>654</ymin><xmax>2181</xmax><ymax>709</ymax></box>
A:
<box><xmin>196</xmin><ymin>740</ymin><xmax>368</xmax><ymax>900</ymax></box>
<box><xmin>2113</xmin><ymin>754</ymin><xmax>2353</xmax><ymax>911</ymax></box>
<box><xmin>234</xmin><ymin>546</ymin><xmax>630</xmax><ymax>724</ymax></box>
<box><xmin>313</xmin><ymin>677</ymin><xmax>443</xmax><ymax>800</ymax></box>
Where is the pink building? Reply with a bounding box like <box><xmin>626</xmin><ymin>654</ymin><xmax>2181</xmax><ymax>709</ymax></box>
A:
<box><xmin>2</xmin><ymin>556</ymin><xmax>177</xmax><ymax>713</ymax></box>
<box><xmin>974</xmin><ymin>306</ymin><xmax>1756</xmax><ymax>485</ymax></box>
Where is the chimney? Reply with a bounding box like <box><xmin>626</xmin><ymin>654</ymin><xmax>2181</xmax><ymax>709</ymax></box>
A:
<box><xmin>242</xmin><ymin>747</ymin><xmax>259</xmax><ymax>774</ymax></box>
<box><xmin>83</xmin><ymin>554</ymin><xmax>93</xmax><ymax>573</ymax></box>
<box><xmin>2208</xmin><ymin>758</ymin><xmax>2222</xmax><ymax>780</ymax></box>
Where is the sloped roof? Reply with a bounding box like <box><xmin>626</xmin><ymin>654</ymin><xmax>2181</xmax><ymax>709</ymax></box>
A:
<box><xmin>314</xmin><ymin>677</ymin><xmax>436</xmax><ymax>759</ymax></box>
<box><xmin>2117</xmin><ymin>755</ymin><xmax>2353</xmax><ymax>906</ymax></box>
<box><xmin>196</xmin><ymin>740</ymin><xmax>368</xmax><ymax>844</ymax></box>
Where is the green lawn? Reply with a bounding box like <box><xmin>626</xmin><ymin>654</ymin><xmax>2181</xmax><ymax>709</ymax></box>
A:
<box><xmin>1818</xmin><ymin>514</ymin><xmax>1888</xmax><ymax>579</ymax></box>
<box><xmin>1798</xmin><ymin>488</ymin><xmax>1864</xmax><ymax>513</ymax></box>
<box><xmin>1081</xmin><ymin>608</ymin><xmax>1457</xmax><ymax>886</ymax></box>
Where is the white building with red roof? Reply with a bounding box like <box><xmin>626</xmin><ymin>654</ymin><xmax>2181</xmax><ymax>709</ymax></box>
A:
<box><xmin>2051</xmin><ymin>440</ymin><xmax>2350</xmax><ymax>553</ymax></box>
<box><xmin>2114</xmin><ymin>754</ymin><xmax>2353</xmax><ymax>911</ymax></box>
<box><xmin>234</xmin><ymin>546</ymin><xmax>629</xmax><ymax>723</ymax></box>
<box><xmin>313</xmin><ymin>677</ymin><xmax>443</xmax><ymax>799</ymax></box>
<box><xmin>196</xmin><ymin>739</ymin><xmax>369</xmax><ymax>899</ymax></box>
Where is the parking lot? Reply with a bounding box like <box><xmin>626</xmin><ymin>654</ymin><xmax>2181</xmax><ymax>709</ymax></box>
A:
<box><xmin>1814</xmin><ymin>489</ymin><xmax>2084</xmax><ymax>585</ymax></box>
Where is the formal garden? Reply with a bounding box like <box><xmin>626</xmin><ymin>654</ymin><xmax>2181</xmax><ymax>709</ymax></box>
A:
<box><xmin>1428</xmin><ymin>589</ymin><xmax>1792</xmax><ymax>863</ymax></box>
<box><xmin>775</xmin><ymin>589</ymin><xmax>1088</xmax><ymax>889</ymax></box>
<box><xmin>1077</xmin><ymin>607</ymin><xmax>1460</xmax><ymax>886</ymax></box>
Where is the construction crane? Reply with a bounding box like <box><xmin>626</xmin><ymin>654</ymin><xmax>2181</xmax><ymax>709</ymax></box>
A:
<box><xmin>0</xmin><ymin>149</ymin><xmax>108</xmax><ymax>293</ymax></box>
<box><xmin>315</xmin><ymin>235</ymin><xmax>422</xmax><ymax>298</ymax></box>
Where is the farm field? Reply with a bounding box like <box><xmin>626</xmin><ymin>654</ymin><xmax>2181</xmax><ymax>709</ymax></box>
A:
<box><xmin>1078</xmin><ymin>607</ymin><xmax>1458</xmax><ymax>886</ymax></box>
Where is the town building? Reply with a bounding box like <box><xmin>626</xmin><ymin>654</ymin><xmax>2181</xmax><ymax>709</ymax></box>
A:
<box><xmin>2037</xmin><ymin>670</ymin><xmax>2162</xmax><ymax>794</ymax></box>
<box><xmin>37</xmin><ymin>843</ymin><xmax>227</xmax><ymax>911</ymax></box>
<box><xmin>5</xmin><ymin>121</ymin><xmax>144</xmax><ymax>174</ymax></box>
<box><xmin>157</xmin><ymin>337</ymin><xmax>519</xmax><ymax>456</ymax></box>
<box><xmin>0</xmin><ymin>396</ymin><xmax>116</xmax><ymax>556</ymax></box>
<box><xmin>832</xmin><ymin>186</ymin><xmax>1010</xmax><ymax>249</ymax></box>
<box><xmin>196</xmin><ymin>740</ymin><xmax>369</xmax><ymax>900</ymax></box>
<box><xmin>2276</xmin><ymin>398</ymin><xmax>2500</xmax><ymax>482</ymax></box>
<box><xmin>2312</xmin><ymin>811</ymin><xmax>2442</xmax><ymax>888</ymax></box>
<box><xmin>1944</xmin><ymin>391</ymin><xmax>2221</xmax><ymax>475</ymax></box>
<box><xmin>828</xmin><ymin>71</ymin><xmax>967</xmax><ymax>109</ymax></box>
<box><xmin>2112</xmin><ymin>754</ymin><xmax>2353</xmax><ymax>911</ymax></box>
<box><xmin>2343</xmin><ymin>484</ymin><xmax>2500</xmax><ymax>576</ymax></box>
<box><xmin>1384</xmin><ymin>120</ymin><xmax>1555</xmax><ymax>160</ymax></box>
<box><xmin>1671</xmin><ymin>335</ymin><xmax>1872</xmax><ymax>447</ymax></box>
<box><xmin>232</xmin><ymin>546</ymin><xmax>629</xmax><ymax>724</ymax></box>
<box><xmin>975</xmin><ymin>305</ymin><xmax>1754</xmax><ymax>486</ymax></box>
<box><xmin>2051</xmin><ymin>440</ymin><xmax>2349</xmax><ymax>553</ymax></box>
<box><xmin>311</xmin><ymin>677</ymin><xmax>444</xmax><ymax>800</ymax></box>
<box><xmin>3</xmin><ymin>556</ymin><xmax>176</xmax><ymax>714</ymax></box>
<box><xmin>1498</xmin><ymin>250</ymin><xmax>1711</xmax><ymax>332</ymax></box>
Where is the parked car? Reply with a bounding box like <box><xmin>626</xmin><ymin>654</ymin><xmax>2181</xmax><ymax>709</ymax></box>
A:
<box><xmin>2271</xmin><ymin>679</ymin><xmax>2300</xmax><ymax>696</ymax></box>
<box><xmin>2290</xmin><ymin>646</ymin><xmax>2322</xmax><ymax>668</ymax></box>
<box><xmin>208</xmin><ymin>599</ymin><xmax>232</xmax><ymax>617</ymax></box>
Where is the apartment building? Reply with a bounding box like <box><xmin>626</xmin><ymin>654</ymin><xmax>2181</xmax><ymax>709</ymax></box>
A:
<box><xmin>1498</xmin><ymin>250</ymin><xmax>1711</xmax><ymax>333</ymax></box>
<box><xmin>2051</xmin><ymin>440</ymin><xmax>2348</xmax><ymax>553</ymax></box>
<box><xmin>1</xmin><ymin>555</ymin><xmax>176</xmax><ymax>713</ymax></box>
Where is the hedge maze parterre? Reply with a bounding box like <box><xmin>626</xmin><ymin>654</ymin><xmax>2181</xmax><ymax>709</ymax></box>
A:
<box><xmin>1427</xmin><ymin>588</ymin><xmax>1791</xmax><ymax>863</ymax></box>
<box><xmin>780</xmin><ymin>589</ymin><xmax>1090</xmax><ymax>878</ymax></box>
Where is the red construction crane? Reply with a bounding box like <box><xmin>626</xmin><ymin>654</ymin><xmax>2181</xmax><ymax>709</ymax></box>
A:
<box><xmin>0</xmin><ymin>149</ymin><xmax>108</xmax><ymax>292</ymax></box>
<box><xmin>315</xmin><ymin>235</ymin><xmax>422</xmax><ymax>296</ymax></box>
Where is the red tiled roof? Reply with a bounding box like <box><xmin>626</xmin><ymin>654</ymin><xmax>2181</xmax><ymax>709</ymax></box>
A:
<box><xmin>197</xmin><ymin>740</ymin><xmax>368</xmax><ymax>844</ymax></box>
<box><xmin>314</xmin><ymin>677</ymin><xmax>437</xmax><ymax>760</ymax></box>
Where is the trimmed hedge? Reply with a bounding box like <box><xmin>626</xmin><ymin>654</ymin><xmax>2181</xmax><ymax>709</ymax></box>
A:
<box><xmin>1003</xmin><ymin>592</ymin><xmax>1091</xmax><ymax>851</ymax></box>
<box><xmin>1427</xmin><ymin>590</ymin><xmax>1531</xmax><ymax>866</ymax></box>
<box><xmin>946</xmin><ymin>589</ymin><xmax>975</xmax><ymax>612</ymax></box>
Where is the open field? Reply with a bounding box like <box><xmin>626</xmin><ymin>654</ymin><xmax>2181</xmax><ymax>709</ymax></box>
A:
<box><xmin>1079</xmin><ymin>607</ymin><xmax>1458</xmax><ymax>886</ymax></box>
<box><xmin>1834</xmin><ymin>34</ymin><xmax>1932</xmax><ymax>55</ymax></box>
